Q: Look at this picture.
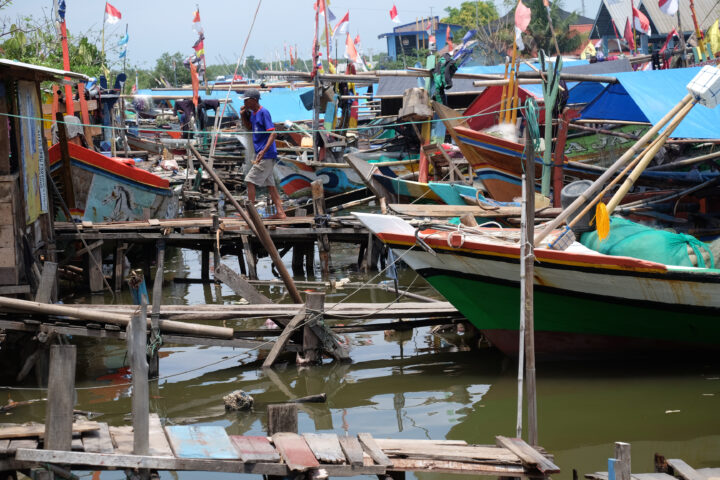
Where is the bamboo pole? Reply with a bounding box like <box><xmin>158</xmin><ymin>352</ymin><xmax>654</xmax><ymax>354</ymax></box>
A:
<box><xmin>0</xmin><ymin>296</ymin><xmax>234</xmax><ymax>338</ymax></box>
<box><xmin>606</xmin><ymin>100</ymin><xmax>696</xmax><ymax>213</ymax></box>
<box><xmin>533</xmin><ymin>93</ymin><xmax>695</xmax><ymax>247</ymax></box>
<box><xmin>188</xmin><ymin>144</ymin><xmax>303</xmax><ymax>304</ymax></box>
<box><xmin>500</xmin><ymin>58</ymin><xmax>510</xmax><ymax>118</ymax></box>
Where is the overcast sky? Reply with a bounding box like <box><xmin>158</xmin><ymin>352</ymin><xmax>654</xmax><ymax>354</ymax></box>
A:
<box><xmin>3</xmin><ymin>0</ymin><xmax>600</xmax><ymax>68</ymax></box>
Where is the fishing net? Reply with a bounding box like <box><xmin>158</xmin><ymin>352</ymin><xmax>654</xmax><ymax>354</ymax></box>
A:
<box><xmin>580</xmin><ymin>217</ymin><xmax>714</xmax><ymax>268</ymax></box>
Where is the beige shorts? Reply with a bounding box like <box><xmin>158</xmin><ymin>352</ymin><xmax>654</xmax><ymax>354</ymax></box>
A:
<box><xmin>245</xmin><ymin>158</ymin><xmax>277</xmax><ymax>187</ymax></box>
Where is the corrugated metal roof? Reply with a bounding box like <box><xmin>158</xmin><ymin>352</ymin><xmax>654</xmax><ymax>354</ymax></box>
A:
<box><xmin>0</xmin><ymin>59</ymin><xmax>89</xmax><ymax>80</ymax></box>
<box><xmin>591</xmin><ymin>0</ymin><xmax>720</xmax><ymax>38</ymax></box>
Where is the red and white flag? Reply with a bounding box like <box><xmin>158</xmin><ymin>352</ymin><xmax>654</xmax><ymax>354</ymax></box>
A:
<box><xmin>624</xmin><ymin>18</ymin><xmax>635</xmax><ymax>50</ymax></box>
<box><xmin>659</xmin><ymin>28</ymin><xmax>679</xmax><ymax>53</ymax></box>
<box><xmin>105</xmin><ymin>2</ymin><xmax>121</xmax><ymax>24</ymax></box>
<box><xmin>389</xmin><ymin>5</ymin><xmax>400</xmax><ymax>24</ymax></box>
<box><xmin>333</xmin><ymin>11</ymin><xmax>349</xmax><ymax>38</ymax></box>
<box><xmin>514</xmin><ymin>0</ymin><xmax>531</xmax><ymax>50</ymax></box>
<box><xmin>192</xmin><ymin>9</ymin><xmax>204</xmax><ymax>34</ymax></box>
<box><xmin>632</xmin><ymin>6</ymin><xmax>651</xmax><ymax>35</ymax></box>
<box><xmin>658</xmin><ymin>0</ymin><xmax>679</xmax><ymax>16</ymax></box>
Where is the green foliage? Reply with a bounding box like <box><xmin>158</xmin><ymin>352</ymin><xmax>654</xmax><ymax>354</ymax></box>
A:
<box><xmin>442</xmin><ymin>1</ymin><xmax>499</xmax><ymax>38</ymax></box>
<box><xmin>154</xmin><ymin>52</ymin><xmax>191</xmax><ymax>87</ymax></box>
<box><xmin>524</xmin><ymin>0</ymin><xmax>583</xmax><ymax>54</ymax></box>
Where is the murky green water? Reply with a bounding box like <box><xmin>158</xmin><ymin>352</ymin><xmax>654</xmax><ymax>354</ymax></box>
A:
<box><xmin>4</xmin><ymin>242</ymin><xmax>720</xmax><ymax>480</ymax></box>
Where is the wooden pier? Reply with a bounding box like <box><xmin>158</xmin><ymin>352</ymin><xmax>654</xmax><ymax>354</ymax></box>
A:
<box><xmin>3</xmin><ymin>415</ymin><xmax>560</xmax><ymax>478</ymax></box>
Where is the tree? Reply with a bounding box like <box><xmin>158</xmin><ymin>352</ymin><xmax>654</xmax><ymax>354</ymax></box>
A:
<box><xmin>154</xmin><ymin>52</ymin><xmax>191</xmax><ymax>87</ymax></box>
<box><xmin>442</xmin><ymin>1</ymin><xmax>499</xmax><ymax>38</ymax></box>
<box><xmin>524</xmin><ymin>0</ymin><xmax>583</xmax><ymax>54</ymax></box>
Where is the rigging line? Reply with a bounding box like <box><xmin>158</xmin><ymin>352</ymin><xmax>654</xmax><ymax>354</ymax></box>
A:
<box><xmin>209</xmin><ymin>0</ymin><xmax>264</xmax><ymax>159</ymax></box>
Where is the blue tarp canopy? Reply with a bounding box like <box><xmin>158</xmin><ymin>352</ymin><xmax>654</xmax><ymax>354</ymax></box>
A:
<box><xmin>580</xmin><ymin>67</ymin><xmax>720</xmax><ymax>139</ymax></box>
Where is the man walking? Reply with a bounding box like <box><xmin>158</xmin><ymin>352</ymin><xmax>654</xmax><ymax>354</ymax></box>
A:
<box><xmin>241</xmin><ymin>88</ymin><xmax>286</xmax><ymax>219</ymax></box>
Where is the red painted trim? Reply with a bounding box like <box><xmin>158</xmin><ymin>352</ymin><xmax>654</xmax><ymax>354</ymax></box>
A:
<box><xmin>48</xmin><ymin>143</ymin><xmax>170</xmax><ymax>189</ymax></box>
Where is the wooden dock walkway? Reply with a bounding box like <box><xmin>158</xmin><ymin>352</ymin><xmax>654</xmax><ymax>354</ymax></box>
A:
<box><xmin>4</xmin><ymin>416</ymin><xmax>560</xmax><ymax>477</ymax></box>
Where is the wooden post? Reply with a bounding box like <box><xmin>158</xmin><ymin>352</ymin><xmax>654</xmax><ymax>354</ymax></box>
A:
<box><xmin>212</xmin><ymin>214</ymin><xmax>221</xmax><ymax>273</ymax></box>
<box><xmin>114</xmin><ymin>242</ymin><xmax>127</xmax><ymax>292</ymax></box>
<box><xmin>201</xmin><ymin>248</ymin><xmax>210</xmax><ymax>282</ymax></box>
<box><xmin>129</xmin><ymin>309</ymin><xmax>149</xmax><ymax>455</ymax></box>
<box><xmin>34</xmin><ymin>262</ymin><xmax>58</xmax><ymax>304</ymax></box>
<box><xmin>311</xmin><ymin>180</ymin><xmax>331</xmax><ymax>279</ymax></box>
<box><xmin>614</xmin><ymin>442</ymin><xmax>631</xmax><ymax>480</ymax></box>
<box><xmin>305</xmin><ymin>243</ymin><xmax>314</xmax><ymax>279</ymax></box>
<box><xmin>241</xmin><ymin>235</ymin><xmax>258</xmax><ymax>280</ymax></box>
<box><xmin>214</xmin><ymin>263</ymin><xmax>271</xmax><ymax>304</ymax></box>
<box><xmin>303</xmin><ymin>292</ymin><xmax>325</xmax><ymax>364</ymax></box>
<box><xmin>364</xmin><ymin>232</ymin><xmax>374</xmax><ymax>273</ymax></box>
<box><xmin>149</xmin><ymin>240</ymin><xmax>165</xmax><ymax>379</ymax></box>
<box><xmin>44</xmin><ymin>345</ymin><xmax>76</xmax><ymax>451</ymax></box>
<box><xmin>267</xmin><ymin>403</ymin><xmax>298</xmax><ymax>435</ymax></box>
<box><xmin>291</xmin><ymin>246</ymin><xmax>305</xmax><ymax>277</ymax></box>
<box><xmin>87</xmin><ymin>242</ymin><xmax>104</xmax><ymax>293</ymax></box>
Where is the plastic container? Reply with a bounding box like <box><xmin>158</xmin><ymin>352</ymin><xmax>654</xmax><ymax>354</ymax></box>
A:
<box><xmin>561</xmin><ymin>180</ymin><xmax>594</xmax><ymax>233</ymax></box>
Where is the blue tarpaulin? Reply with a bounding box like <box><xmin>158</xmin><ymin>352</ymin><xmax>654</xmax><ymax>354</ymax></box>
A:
<box><xmin>580</xmin><ymin>67</ymin><xmax>720</xmax><ymax>139</ymax></box>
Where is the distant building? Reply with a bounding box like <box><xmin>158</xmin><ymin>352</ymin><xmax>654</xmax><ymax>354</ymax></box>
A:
<box><xmin>589</xmin><ymin>0</ymin><xmax>720</xmax><ymax>54</ymax></box>
<box><xmin>378</xmin><ymin>16</ymin><xmax>464</xmax><ymax>61</ymax></box>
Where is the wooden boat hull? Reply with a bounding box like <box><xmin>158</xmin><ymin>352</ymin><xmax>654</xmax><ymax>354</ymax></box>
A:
<box><xmin>355</xmin><ymin>213</ymin><xmax>720</xmax><ymax>357</ymax></box>
<box><xmin>49</xmin><ymin>143</ymin><xmax>178</xmax><ymax>222</ymax></box>
<box><xmin>274</xmin><ymin>158</ymin><xmax>367</xmax><ymax>198</ymax></box>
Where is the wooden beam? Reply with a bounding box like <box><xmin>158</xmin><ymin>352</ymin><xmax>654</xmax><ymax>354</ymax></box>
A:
<box><xmin>129</xmin><ymin>310</ymin><xmax>149</xmax><ymax>455</ymax></box>
<box><xmin>262</xmin><ymin>307</ymin><xmax>306</xmax><ymax>368</ymax></box>
<box><xmin>214</xmin><ymin>263</ymin><xmax>271</xmax><ymax>304</ymax></box>
<box><xmin>44</xmin><ymin>346</ymin><xmax>77</xmax><ymax>450</ymax></box>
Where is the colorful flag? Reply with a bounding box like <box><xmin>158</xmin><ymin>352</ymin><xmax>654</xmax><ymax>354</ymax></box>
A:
<box><xmin>314</xmin><ymin>0</ymin><xmax>335</xmax><ymax>21</ymax></box>
<box><xmin>54</xmin><ymin>0</ymin><xmax>66</xmax><ymax>22</ymax></box>
<box><xmin>105</xmin><ymin>2</ymin><xmax>121</xmax><ymax>24</ymax></box>
<box><xmin>708</xmin><ymin>19</ymin><xmax>720</xmax><ymax>55</ymax></box>
<box><xmin>515</xmin><ymin>27</ymin><xmax>525</xmax><ymax>50</ymax></box>
<box><xmin>445</xmin><ymin>25</ymin><xmax>454</xmax><ymax>50</ymax></box>
<box><xmin>659</xmin><ymin>28</ymin><xmax>679</xmax><ymax>53</ymax></box>
<box><xmin>658</xmin><ymin>0</ymin><xmax>679</xmax><ymax>16</ymax></box>
<box><xmin>332</xmin><ymin>11</ymin><xmax>349</xmax><ymax>38</ymax></box>
<box><xmin>632</xmin><ymin>6</ymin><xmax>651</xmax><ymax>35</ymax></box>
<box><xmin>193</xmin><ymin>36</ymin><xmax>205</xmax><ymax>58</ymax></box>
<box><xmin>119</xmin><ymin>49</ymin><xmax>126</xmax><ymax>59</ymax></box>
<box><xmin>515</xmin><ymin>0</ymin><xmax>531</xmax><ymax>33</ymax></box>
<box><xmin>624</xmin><ymin>18</ymin><xmax>635</xmax><ymax>51</ymax></box>
<box><xmin>389</xmin><ymin>5</ymin><xmax>400</xmax><ymax>24</ymax></box>
<box><xmin>345</xmin><ymin>32</ymin><xmax>360</xmax><ymax>63</ymax></box>
<box><xmin>118</xmin><ymin>33</ymin><xmax>129</xmax><ymax>46</ymax></box>
<box><xmin>190</xmin><ymin>61</ymin><xmax>199</xmax><ymax>107</ymax></box>
<box><xmin>192</xmin><ymin>9</ymin><xmax>204</xmax><ymax>34</ymax></box>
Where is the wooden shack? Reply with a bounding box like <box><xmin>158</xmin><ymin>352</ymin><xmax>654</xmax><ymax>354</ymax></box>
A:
<box><xmin>0</xmin><ymin>59</ymin><xmax>89</xmax><ymax>299</ymax></box>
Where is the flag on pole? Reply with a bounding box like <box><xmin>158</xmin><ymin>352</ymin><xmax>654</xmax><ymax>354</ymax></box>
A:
<box><xmin>345</xmin><ymin>32</ymin><xmax>360</xmax><ymax>63</ymax></box>
<box><xmin>119</xmin><ymin>49</ymin><xmax>126</xmax><ymax>58</ymax></box>
<box><xmin>192</xmin><ymin>9</ymin><xmax>204</xmax><ymax>34</ymax></box>
<box><xmin>659</xmin><ymin>28</ymin><xmax>679</xmax><ymax>53</ymax></box>
<box><xmin>314</xmin><ymin>0</ymin><xmax>336</xmax><ymax>21</ymax></box>
<box><xmin>54</xmin><ymin>0</ymin><xmax>66</xmax><ymax>22</ymax></box>
<box><xmin>632</xmin><ymin>6</ymin><xmax>651</xmax><ymax>35</ymax></box>
<box><xmin>658</xmin><ymin>0</ymin><xmax>679</xmax><ymax>16</ymax></box>
<box><xmin>332</xmin><ymin>11</ymin><xmax>349</xmax><ymax>38</ymax></box>
<box><xmin>105</xmin><ymin>2</ymin><xmax>121</xmax><ymax>24</ymax></box>
<box><xmin>118</xmin><ymin>33</ymin><xmax>129</xmax><ymax>46</ymax></box>
<box><xmin>389</xmin><ymin>5</ymin><xmax>400</xmax><ymax>23</ymax></box>
<box><xmin>193</xmin><ymin>36</ymin><xmax>205</xmax><ymax>58</ymax></box>
<box><xmin>708</xmin><ymin>19</ymin><xmax>720</xmax><ymax>55</ymax></box>
<box><xmin>445</xmin><ymin>25</ymin><xmax>454</xmax><ymax>50</ymax></box>
<box><xmin>624</xmin><ymin>18</ymin><xmax>635</xmax><ymax>50</ymax></box>
<box><xmin>514</xmin><ymin>0</ymin><xmax>531</xmax><ymax>50</ymax></box>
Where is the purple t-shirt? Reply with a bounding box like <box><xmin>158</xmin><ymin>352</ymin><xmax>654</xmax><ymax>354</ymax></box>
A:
<box><xmin>250</xmin><ymin>107</ymin><xmax>277</xmax><ymax>159</ymax></box>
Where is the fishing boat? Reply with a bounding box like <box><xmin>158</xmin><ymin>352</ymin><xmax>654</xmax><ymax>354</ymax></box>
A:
<box><xmin>48</xmin><ymin>143</ymin><xmax>180</xmax><ymax>222</ymax></box>
<box><xmin>355</xmin><ymin>213</ymin><xmax>720</xmax><ymax>357</ymax></box>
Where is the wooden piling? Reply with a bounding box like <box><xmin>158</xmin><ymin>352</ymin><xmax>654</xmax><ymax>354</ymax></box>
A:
<box><xmin>87</xmin><ymin>242</ymin><xmax>104</xmax><ymax>293</ymax></box>
<box><xmin>614</xmin><ymin>442</ymin><xmax>631</xmax><ymax>480</ymax></box>
<box><xmin>240</xmin><ymin>235</ymin><xmax>257</xmax><ymax>280</ymax></box>
<box><xmin>34</xmin><ymin>261</ymin><xmax>57</xmax><ymax>304</ymax></box>
<box><xmin>303</xmin><ymin>292</ymin><xmax>325</xmax><ymax>364</ymax></box>
<box><xmin>311</xmin><ymin>180</ymin><xmax>331</xmax><ymax>279</ymax></box>
<box><xmin>129</xmin><ymin>309</ymin><xmax>149</xmax><ymax>455</ymax></box>
<box><xmin>44</xmin><ymin>345</ymin><xmax>76</xmax><ymax>451</ymax></box>
<box><xmin>267</xmin><ymin>403</ymin><xmax>298</xmax><ymax>435</ymax></box>
<box><xmin>201</xmin><ymin>248</ymin><xmax>210</xmax><ymax>282</ymax></box>
<box><xmin>114</xmin><ymin>243</ymin><xmax>127</xmax><ymax>292</ymax></box>
<box><xmin>212</xmin><ymin>214</ymin><xmax>220</xmax><ymax>272</ymax></box>
<box><xmin>149</xmin><ymin>240</ymin><xmax>165</xmax><ymax>379</ymax></box>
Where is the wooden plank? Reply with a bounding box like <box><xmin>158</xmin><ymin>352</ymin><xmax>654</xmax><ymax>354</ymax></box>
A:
<box><xmin>388</xmin><ymin>203</ymin><xmax>561</xmax><ymax>218</ymax></box>
<box><xmin>165</xmin><ymin>425</ymin><xmax>239</xmax><ymax>459</ymax></box>
<box><xmin>34</xmin><ymin>261</ymin><xmax>57</xmax><ymax>303</ymax></box>
<box><xmin>229</xmin><ymin>435</ymin><xmax>281</xmax><ymax>463</ymax></box>
<box><xmin>272</xmin><ymin>432</ymin><xmax>320</xmax><ymax>471</ymax></box>
<box><xmin>129</xmin><ymin>312</ymin><xmax>149</xmax><ymax>455</ymax></box>
<box><xmin>375</xmin><ymin>442</ymin><xmax>518</xmax><ymax>465</ymax></box>
<box><xmin>8</xmin><ymin>438</ymin><xmax>38</xmax><ymax>454</ymax></box>
<box><xmin>357</xmin><ymin>433</ymin><xmax>393</xmax><ymax>467</ymax></box>
<box><xmin>302</xmin><ymin>433</ymin><xmax>345</xmax><ymax>464</ymax></box>
<box><xmin>668</xmin><ymin>459</ymin><xmax>705</xmax><ymax>480</ymax></box>
<box><xmin>42</xmin><ymin>99</ymin><xmax>97</xmax><ymax>115</ymax></box>
<box><xmin>338</xmin><ymin>435</ymin><xmax>364</xmax><ymax>467</ymax></box>
<box><xmin>0</xmin><ymin>438</ymin><xmax>9</xmax><ymax>454</ymax></box>
<box><xmin>81</xmin><ymin>423</ymin><xmax>114</xmax><ymax>454</ymax></box>
<box><xmin>109</xmin><ymin>425</ymin><xmax>133</xmax><ymax>454</ymax></box>
<box><xmin>71</xmin><ymin>436</ymin><xmax>84</xmax><ymax>451</ymax></box>
<box><xmin>496</xmin><ymin>436</ymin><xmax>559</xmax><ymax>473</ymax></box>
<box><xmin>148</xmin><ymin>414</ymin><xmax>173</xmax><ymax>457</ymax></box>
<box><xmin>262</xmin><ymin>307</ymin><xmax>306</xmax><ymax>368</ymax></box>
<box><xmin>0</xmin><ymin>225</ymin><xmax>14</xmax><ymax>247</ymax></box>
<box><xmin>15</xmin><ymin>448</ymin><xmax>291</xmax><ymax>476</ymax></box>
<box><xmin>0</xmin><ymin>247</ymin><xmax>16</xmax><ymax>268</ymax></box>
<box><xmin>45</xmin><ymin>345</ymin><xmax>76</xmax><ymax>450</ymax></box>
<box><xmin>214</xmin><ymin>263</ymin><xmax>271</xmax><ymax>304</ymax></box>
